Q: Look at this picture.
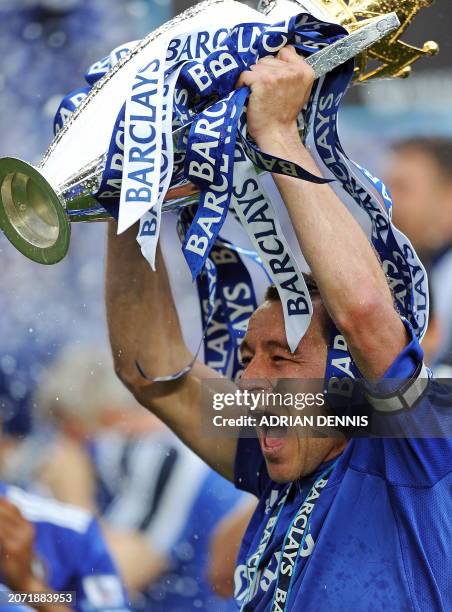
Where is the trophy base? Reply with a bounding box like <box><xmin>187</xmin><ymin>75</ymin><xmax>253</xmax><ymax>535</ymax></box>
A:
<box><xmin>0</xmin><ymin>158</ymin><xmax>70</xmax><ymax>265</ymax></box>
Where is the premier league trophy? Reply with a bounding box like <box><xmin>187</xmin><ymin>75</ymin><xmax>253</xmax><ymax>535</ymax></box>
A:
<box><xmin>0</xmin><ymin>0</ymin><xmax>437</xmax><ymax>266</ymax></box>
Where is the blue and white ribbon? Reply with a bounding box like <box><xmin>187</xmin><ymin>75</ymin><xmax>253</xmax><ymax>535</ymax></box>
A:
<box><xmin>54</xmin><ymin>87</ymin><xmax>91</xmax><ymax>135</ymax></box>
<box><xmin>182</xmin><ymin>88</ymin><xmax>249</xmax><ymax>279</ymax></box>
<box><xmin>231</xmin><ymin>149</ymin><xmax>313</xmax><ymax>352</ymax></box>
<box><xmin>117</xmin><ymin>48</ymin><xmax>167</xmax><ymax>233</ymax></box>
<box><xmin>176</xmin><ymin>206</ymin><xmax>259</xmax><ymax>382</ymax></box>
<box><xmin>118</xmin><ymin>27</ymin><xmax>236</xmax><ymax>233</ymax></box>
<box><xmin>85</xmin><ymin>41</ymin><xmax>140</xmax><ymax>86</ymax></box>
<box><xmin>210</xmin><ymin>237</ymin><xmax>258</xmax><ymax>380</ymax></box>
<box><xmin>303</xmin><ymin>58</ymin><xmax>429</xmax><ymax>403</ymax></box>
<box><xmin>137</xmin><ymin>66</ymin><xmax>183</xmax><ymax>269</ymax></box>
<box><xmin>95</xmin><ymin>104</ymin><xmax>125</xmax><ymax>219</ymax></box>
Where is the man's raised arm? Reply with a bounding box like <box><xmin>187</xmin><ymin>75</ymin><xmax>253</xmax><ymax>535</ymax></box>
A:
<box><xmin>105</xmin><ymin>222</ymin><xmax>237</xmax><ymax>479</ymax></box>
<box><xmin>237</xmin><ymin>47</ymin><xmax>407</xmax><ymax>380</ymax></box>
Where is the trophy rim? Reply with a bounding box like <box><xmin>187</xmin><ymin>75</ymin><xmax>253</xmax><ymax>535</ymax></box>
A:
<box><xmin>0</xmin><ymin>157</ymin><xmax>71</xmax><ymax>265</ymax></box>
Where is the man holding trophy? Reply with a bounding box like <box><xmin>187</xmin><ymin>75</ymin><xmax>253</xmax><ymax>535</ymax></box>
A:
<box><xmin>104</xmin><ymin>18</ymin><xmax>450</xmax><ymax>612</ymax></box>
<box><xmin>0</xmin><ymin>0</ymin><xmax>450</xmax><ymax>610</ymax></box>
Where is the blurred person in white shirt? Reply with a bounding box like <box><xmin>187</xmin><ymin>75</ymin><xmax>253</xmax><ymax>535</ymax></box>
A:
<box><xmin>32</xmin><ymin>346</ymin><xmax>244</xmax><ymax>610</ymax></box>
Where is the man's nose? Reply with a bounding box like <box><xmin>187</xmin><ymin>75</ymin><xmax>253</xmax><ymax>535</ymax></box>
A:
<box><xmin>239</xmin><ymin>377</ymin><xmax>274</xmax><ymax>394</ymax></box>
<box><xmin>240</xmin><ymin>354</ymin><xmax>275</xmax><ymax>392</ymax></box>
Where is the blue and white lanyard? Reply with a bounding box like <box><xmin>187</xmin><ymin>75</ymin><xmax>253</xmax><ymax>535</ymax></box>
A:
<box><xmin>241</xmin><ymin>462</ymin><xmax>336</xmax><ymax>611</ymax></box>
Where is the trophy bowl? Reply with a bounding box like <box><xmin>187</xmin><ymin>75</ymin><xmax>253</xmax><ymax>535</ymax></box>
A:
<box><xmin>0</xmin><ymin>157</ymin><xmax>71</xmax><ymax>265</ymax></box>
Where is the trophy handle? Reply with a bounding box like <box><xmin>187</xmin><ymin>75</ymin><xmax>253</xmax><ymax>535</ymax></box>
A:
<box><xmin>0</xmin><ymin>157</ymin><xmax>70</xmax><ymax>265</ymax></box>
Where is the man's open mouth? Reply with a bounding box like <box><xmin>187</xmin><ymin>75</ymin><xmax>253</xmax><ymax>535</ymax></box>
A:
<box><xmin>255</xmin><ymin>411</ymin><xmax>289</xmax><ymax>456</ymax></box>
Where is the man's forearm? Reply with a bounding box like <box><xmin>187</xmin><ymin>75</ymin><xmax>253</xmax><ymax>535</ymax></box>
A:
<box><xmin>257</xmin><ymin>127</ymin><xmax>407</xmax><ymax>378</ymax></box>
<box><xmin>105</xmin><ymin>221</ymin><xmax>192</xmax><ymax>384</ymax></box>
<box><xmin>105</xmin><ymin>222</ymin><xmax>238</xmax><ymax>480</ymax></box>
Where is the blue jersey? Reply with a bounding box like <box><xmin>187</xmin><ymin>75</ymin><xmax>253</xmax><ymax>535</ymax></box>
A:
<box><xmin>0</xmin><ymin>484</ymin><xmax>129</xmax><ymax>612</ymax></box>
<box><xmin>234</xmin><ymin>328</ymin><xmax>452</xmax><ymax>611</ymax></box>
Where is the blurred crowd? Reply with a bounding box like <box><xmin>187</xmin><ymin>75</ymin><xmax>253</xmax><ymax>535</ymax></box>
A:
<box><xmin>1</xmin><ymin>1</ymin><xmax>452</xmax><ymax>610</ymax></box>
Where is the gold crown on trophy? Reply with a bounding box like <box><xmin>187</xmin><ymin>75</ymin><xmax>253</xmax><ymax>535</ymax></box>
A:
<box><xmin>261</xmin><ymin>0</ymin><xmax>439</xmax><ymax>81</ymax></box>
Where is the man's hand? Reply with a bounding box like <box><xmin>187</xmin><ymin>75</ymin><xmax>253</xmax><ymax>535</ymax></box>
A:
<box><xmin>236</xmin><ymin>46</ymin><xmax>314</xmax><ymax>148</ymax></box>
<box><xmin>0</xmin><ymin>498</ymin><xmax>71</xmax><ymax>612</ymax></box>
<box><xmin>0</xmin><ymin>498</ymin><xmax>35</xmax><ymax>592</ymax></box>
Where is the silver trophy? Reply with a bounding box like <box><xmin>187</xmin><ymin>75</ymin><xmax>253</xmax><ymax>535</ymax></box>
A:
<box><xmin>0</xmin><ymin>0</ymin><xmax>400</xmax><ymax>265</ymax></box>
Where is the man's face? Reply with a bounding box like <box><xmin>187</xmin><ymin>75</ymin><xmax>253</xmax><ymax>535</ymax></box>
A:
<box><xmin>386</xmin><ymin>148</ymin><xmax>450</xmax><ymax>255</ymax></box>
<box><xmin>240</xmin><ymin>299</ymin><xmax>336</xmax><ymax>483</ymax></box>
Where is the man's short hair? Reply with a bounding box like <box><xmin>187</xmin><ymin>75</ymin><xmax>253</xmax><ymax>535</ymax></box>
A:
<box><xmin>392</xmin><ymin>137</ymin><xmax>452</xmax><ymax>182</ymax></box>
<box><xmin>264</xmin><ymin>277</ymin><xmax>330</xmax><ymax>343</ymax></box>
<box><xmin>265</xmin><ymin>274</ymin><xmax>320</xmax><ymax>302</ymax></box>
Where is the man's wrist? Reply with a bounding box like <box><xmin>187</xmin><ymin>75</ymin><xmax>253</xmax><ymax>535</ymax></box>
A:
<box><xmin>254</xmin><ymin>123</ymin><xmax>304</xmax><ymax>159</ymax></box>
